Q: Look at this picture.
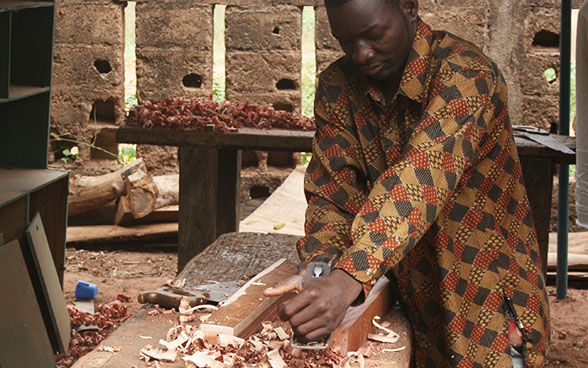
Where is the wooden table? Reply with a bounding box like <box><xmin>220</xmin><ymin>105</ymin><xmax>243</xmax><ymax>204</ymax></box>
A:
<box><xmin>117</xmin><ymin>125</ymin><xmax>576</xmax><ymax>274</ymax></box>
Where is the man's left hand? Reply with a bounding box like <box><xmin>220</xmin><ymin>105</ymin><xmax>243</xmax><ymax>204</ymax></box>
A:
<box><xmin>264</xmin><ymin>269</ymin><xmax>363</xmax><ymax>341</ymax></box>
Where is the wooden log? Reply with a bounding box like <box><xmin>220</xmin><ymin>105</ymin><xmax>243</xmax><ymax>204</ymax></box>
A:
<box><xmin>330</xmin><ymin>277</ymin><xmax>392</xmax><ymax>355</ymax></box>
<box><xmin>153</xmin><ymin>174</ymin><xmax>179</xmax><ymax>209</ymax></box>
<box><xmin>200</xmin><ymin>258</ymin><xmax>298</xmax><ymax>341</ymax></box>
<box><xmin>68</xmin><ymin>159</ymin><xmax>144</xmax><ymax>216</ymax></box>
<box><xmin>125</xmin><ymin>169</ymin><xmax>159</xmax><ymax>219</ymax></box>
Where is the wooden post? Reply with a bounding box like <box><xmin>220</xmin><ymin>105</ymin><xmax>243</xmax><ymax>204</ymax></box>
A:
<box><xmin>178</xmin><ymin>147</ymin><xmax>219</xmax><ymax>271</ymax></box>
<box><xmin>520</xmin><ymin>157</ymin><xmax>553</xmax><ymax>278</ymax></box>
<box><xmin>216</xmin><ymin>149</ymin><xmax>241</xmax><ymax>237</ymax></box>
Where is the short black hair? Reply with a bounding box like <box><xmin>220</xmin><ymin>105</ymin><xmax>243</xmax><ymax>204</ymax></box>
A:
<box><xmin>324</xmin><ymin>0</ymin><xmax>400</xmax><ymax>7</ymax></box>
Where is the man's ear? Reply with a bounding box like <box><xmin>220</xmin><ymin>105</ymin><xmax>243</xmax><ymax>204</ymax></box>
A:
<box><xmin>400</xmin><ymin>0</ymin><xmax>418</xmax><ymax>22</ymax></box>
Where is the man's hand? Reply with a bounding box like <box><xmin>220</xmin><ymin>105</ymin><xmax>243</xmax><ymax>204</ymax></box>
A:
<box><xmin>264</xmin><ymin>269</ymin><xmax>362</xmax><ymax>341</ymax></box>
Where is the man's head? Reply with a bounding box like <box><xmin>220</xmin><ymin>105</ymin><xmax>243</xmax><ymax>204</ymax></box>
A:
<box><xmin>325</xmin><ymin>0</ymin><xmax>418</xmax><ymax>81</ymax></box>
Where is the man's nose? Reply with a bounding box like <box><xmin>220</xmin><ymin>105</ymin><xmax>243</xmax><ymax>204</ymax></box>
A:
<box><xmin>352</xmin><ymin>41</ymin><xmax>374</xmax><ymax>65</ymax></box>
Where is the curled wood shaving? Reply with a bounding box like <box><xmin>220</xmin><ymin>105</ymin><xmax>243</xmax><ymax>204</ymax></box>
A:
<box><xmin>140</xmin><ymin>346</ymin><xmax>177</xmax><ymax>362</ymax></box>
<box><xmin>274</xmin><ymin>327</ymin><xmax>290</xmax><ymax>341</ymax></box>
<box><xmin>267</xmin><ymin>349</ymin><xmax>287</xmax><ymax>368</ymax></box>
<box><xmin>382</xmin><ymin>347</ymin><xmax>406</xmax><ymax>352</ymax></box>
<box><xmin>341</xmin><ymin>351</ymin><xmax>365</xmax><ymax>368</ymax></box>
<box><xmin>182</xmin><ymin>351</ymin><xmax>227</xmax><ymax>368</ymax></box>
<box><xmin>367</xmin><ymin>316</ymin><xmax>401</xmax><ymax>344</ymax></box>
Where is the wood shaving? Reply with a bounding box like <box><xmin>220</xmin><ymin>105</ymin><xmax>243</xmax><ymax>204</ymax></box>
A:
<box><xmin>140</xmin><ymin>346</ymin><xmax>177</xmax><ymax>362</ymax></box>
<box><xmin>97</xmin><ymin>345</ymin><xmax>120</xmax><ymax>353</ymax></box>
<box><xmin>382</xmin><ymin>347</ymin><xmax>406</xmax><ymax>352</ymax></box>
<box><xmin>267</xmin><ymin>349</ymin><xmax>287</xmax><ymax>368</ymax></box>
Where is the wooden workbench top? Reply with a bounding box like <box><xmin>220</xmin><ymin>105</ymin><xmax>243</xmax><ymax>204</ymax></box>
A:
<box><xmin>117</xmin><ymin>125</ymin><xmax>576</xmax><ymax>163</ymax></box>
<box><xmin>73</xmin><ymin>232</ymin><xmax>412</xmax><ymax>367</ymax></box>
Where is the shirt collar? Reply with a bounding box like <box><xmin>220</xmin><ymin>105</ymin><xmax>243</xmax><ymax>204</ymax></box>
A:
<box><xmin>358</xmin><ymin>18</ymin><xmax>435</xmax><ymax>106</ymax></box>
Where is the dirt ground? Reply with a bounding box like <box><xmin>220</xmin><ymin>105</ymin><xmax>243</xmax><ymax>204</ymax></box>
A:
<box><xmin>63</xmin><ymin>246</ymin><xmax>588</xmax><ymax>367</ymax></box>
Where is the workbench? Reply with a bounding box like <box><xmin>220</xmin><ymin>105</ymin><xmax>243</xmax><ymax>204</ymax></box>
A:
<box><xmin>72</xmin><ymin>232</ymin><xmax>413</xmax><ymax>367</ymax></box>
<box><xmin>117</xmin><ymin>125</ymin><xmax>576</xmax><ymax>274</ymax></box>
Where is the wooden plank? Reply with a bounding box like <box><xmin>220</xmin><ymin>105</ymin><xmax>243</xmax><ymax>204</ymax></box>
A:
<box><xmin>25</xmin><ymin>214</ymin><xmax>71</xmax><ymax>354</ymax></box>
<box><xmin>117</xmin><ymin>125</ymin><xmax>314</xmax><ymax>152</ymax></box>
<box><xmin>118</xmin><ymin>125</ymin><xmax>575</xmax><ymax>162</ymax></box>
<box><xmin>216</xmin><ymin>149</ymin><xmax>241</xmax><ymax>237</ymax></box>
<box><xmin>115</xmin><ymin>202</ymin><xmax>178</xmax><ymax>226</ymax></box>
<box><xmin>178</xmin><ymin>147</ymin><xmax>218</xmax><ymax>271</ymax></box>
<box><xmin>330</xmin><ymin>277</ymin><xmax>392</xmax><ymax>354</ymax></box>
<box><xmin>201</xmin><ymin>258</ymin><xmax>298</xmax><ymax>339</ymax></box>
<box><xmin>0</xmin><ymin>239</ymin><xmax>55</xmax><ymax>368</ymax></box>
<box><xmin>66</xmin><ymin>223</ymin><xmax>178</xmax><ymax>245</ymax></box>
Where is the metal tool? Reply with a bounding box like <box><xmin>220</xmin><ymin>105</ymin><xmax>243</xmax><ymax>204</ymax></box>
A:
<box><xmin>513</xmin><ymin>125</ymin><xmax>575</xmax><ymax>154</ymax></box>
<box><xmin>291</xmin><ymin>255</ymin><xmax>338</xmax><ymax>350</ymax></box>
<box><xmin>194</xmin><ymin>281</ymin><xmax>241</xmax><ymax>305</ymax></box>
<box><xmin>138</xmin><ymin>285</ymin><xmax>209</xmax><ymax>309</ymax></box>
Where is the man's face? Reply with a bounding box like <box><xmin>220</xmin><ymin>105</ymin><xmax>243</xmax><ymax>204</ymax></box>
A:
<box><xmin>327</xmin><ymin>0</ymin><xmax>418</xmax><ymax>81</ymax></box>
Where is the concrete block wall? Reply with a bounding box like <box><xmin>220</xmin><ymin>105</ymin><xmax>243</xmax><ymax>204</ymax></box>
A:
<box><xmin>51</xmin><ymin>0</ymin><xmax>125</xmax><ymax>174</ymax></box>
<box><xmin>49</xmin><ymin>0</ymin><xmax>579</xmax><ymax>176</ymax></box>
<box><xmin>225</xmin><ymin>5</ymin><xmax>302</xmax><ymax>112</ymax></box>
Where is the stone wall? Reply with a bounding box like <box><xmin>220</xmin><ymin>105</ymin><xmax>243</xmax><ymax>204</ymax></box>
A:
<box><xmin>50</xmin><ymin>0</ymin><xmax>579</xmax><ymax>176</ymax></box>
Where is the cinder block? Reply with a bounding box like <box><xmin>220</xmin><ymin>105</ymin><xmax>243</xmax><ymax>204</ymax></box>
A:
<box><xmin>521</xmin><ymin>95</ymin><xmax>559</xmax><ymax>131</ymax></box>
<box><xmin>51</xmin><ymin>89</ymin><xmax>126</xmax><ymax>132</ymax></box>
<box><xmin>52</xmin><ymin>44</ymin><xmax>124</xmax><ymax>91</ymax></box>
<box><xmin>226</xmin><ymin>6</ymin><xmax>301</xmax><ymax>51</ymax></box>
<box><xmin>226</xmin><ymin>92</ymin><xmax>302</xmax><ymax>112</ymax></box>
<box><xmin>54</xmin><ymin>4</ymin><xmax>123</xmax><ymax>45</ymax></box>
<box><xmin>420</xmin><ymin>8</ymin><xmax>488</xmax><ymax>49</ymax></box>
<box><xmin>523</xmin><ymin>7</ymin><xmax>561</xmax><ymax>52</ymax></box>
<box><xmin>136</xmin><ymin>2</ymin><xmax>212</xmax><ymax>50</ymax></box>
<box><xmin>136</xmin><ymin>48</ymin><xmax>213</xmax><ymax>102</ymax></box>
<box><xmin>136</xmin><ymin>145</ymin><xmax>179</xmax><ymax>176</ymax></box>
<box><xmin>520</xmin><ymin>53</ymin><xmax>561</xmax><ymax>96</ymax></box>
<box><xmin>315</xmin><ymin>6</ymin><xmax>339</xmax><ymax>51</ymax></box>
<box><xmin>226</xmin><ymin>51</ymin><xmax>300</xmax><ymax>95</ymax></box>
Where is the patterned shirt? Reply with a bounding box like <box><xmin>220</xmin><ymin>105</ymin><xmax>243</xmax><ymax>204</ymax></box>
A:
<box><xmin>297</xmin><ymin>20</ymin><xmax>549</xmax><ymax>367</ymax></box>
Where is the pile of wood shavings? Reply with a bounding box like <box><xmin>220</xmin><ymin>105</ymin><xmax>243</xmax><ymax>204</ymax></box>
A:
<box><xmin>55</xmin><ymin>300</ymin><xmax>131</xmax><ymax>367</ymax></box>
<box><xmin>139</xmin><ymin>305</ymin><xmax>377</xmax><ymax>368</ymax></box>
<box><xmin>126</xmin><ymin>96</ymin><xmax>316</xmax><ymax>133</ymax></box>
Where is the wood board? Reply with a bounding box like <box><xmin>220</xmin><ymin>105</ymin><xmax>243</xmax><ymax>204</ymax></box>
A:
<box><xmin>25</xmin><ymin>213</ymin><xmax>71</xmax><ymax>354</ymax></box>
<box><xmin>0</xmin><ymin>239</ymin><xmax>55</xmax><ymax>368</ymax></box>
<box><xmin>200</xmin><ymin>258</ymin><xmax>298</xmax><ymax>339</ymax></box>
<box><xmin>331</xmin><ymin>277</ymin><xmax>392</xmax><ymax>354</ymax></box>
<box><xmin>66</xmin><ymin>223</ymin><xmax>178</xmax><ymax>246</ymax></box>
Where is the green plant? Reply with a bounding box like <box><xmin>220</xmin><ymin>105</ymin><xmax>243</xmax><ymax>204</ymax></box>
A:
<box><xmin>301</xmin><ymin>152</ymin><xmax>312</xmax><ymax>164</ymax></box>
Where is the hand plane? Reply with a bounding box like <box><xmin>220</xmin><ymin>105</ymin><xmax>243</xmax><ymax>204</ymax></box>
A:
<box><xmin>291</xmin><ymin>255</ymin><xmax>336</xmax><ymax>350</ymax></box>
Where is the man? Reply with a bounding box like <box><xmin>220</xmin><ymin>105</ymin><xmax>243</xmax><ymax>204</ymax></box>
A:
<box><xmin>265</xmin><ymin>0</ymin><xmax>549</xmax><ymax>366</ymax></box>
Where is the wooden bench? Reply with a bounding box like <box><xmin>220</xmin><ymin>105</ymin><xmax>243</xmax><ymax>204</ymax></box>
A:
<box><xmin>72</xmin><ymin>232</ymin><xmax>412</xmax><ymax>367</ymax></box>
<box><xmin>118</xmin><ymin>126</ymin><xmax>576</xmax><ymax>276</ymax></box>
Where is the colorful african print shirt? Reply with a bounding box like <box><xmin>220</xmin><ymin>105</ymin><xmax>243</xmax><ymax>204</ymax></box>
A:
<box><xmin>297</xmin><ymin>20</ymin><xmax>549</xmax><ymax>367</ymax></box>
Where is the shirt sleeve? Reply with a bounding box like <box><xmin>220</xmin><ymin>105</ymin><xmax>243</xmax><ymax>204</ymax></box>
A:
<box><xmin>296</xmin><ymin>74</ymin><xmax>371</xmax><ymax>264</ymax></box>
<box><xmin>336</xmin><ymin>67</ymin><xmax>502</xmax><ymax>297</ymax></box>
